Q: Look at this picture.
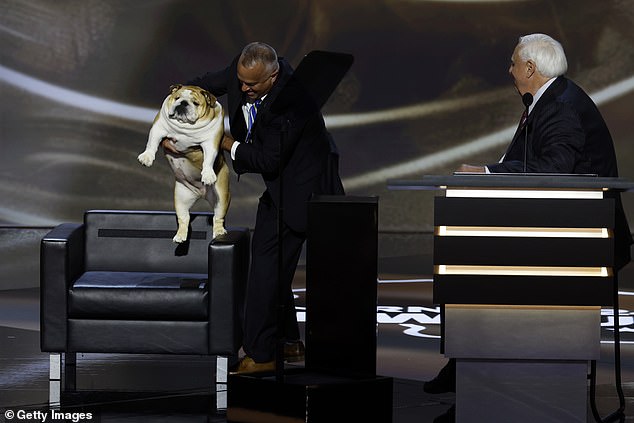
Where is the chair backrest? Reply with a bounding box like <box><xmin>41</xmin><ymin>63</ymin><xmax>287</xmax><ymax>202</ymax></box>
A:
<box><xmin>84</xmin><ymin>210</ymin><xmax>212</xmax><ymax>273</ymax></box>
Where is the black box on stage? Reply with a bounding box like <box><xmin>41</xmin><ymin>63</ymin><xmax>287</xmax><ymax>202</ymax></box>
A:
<box><xmin>306</xmin><ymin>195</ymin><xmax>379</xmax><ymax>375</ymax></box>
<box><xmin>227</xmin><ymin>195</ymin><xmax>392</xmax><ymax>422</ymax></box>
<box><xmin>228</xmin><ymin>369</ymin><xmax>393</xmax><ymax>422</ymax></box>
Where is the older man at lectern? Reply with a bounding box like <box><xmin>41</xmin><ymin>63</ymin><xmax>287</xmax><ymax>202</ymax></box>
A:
<box><xmin>458</xmin><ymin>32</ymin><xmax>631</xmax><ymax>273</ymax></box>
<box><xmin>428</xmin><ymin>33</ymin><xmax>633</xmax><ymax>423</ymax></box>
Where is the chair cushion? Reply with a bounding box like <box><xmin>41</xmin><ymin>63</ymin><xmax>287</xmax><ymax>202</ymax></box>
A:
<box><xmin>69</xmin><ymin>271</ymin><xmax>208</xmax><ymax>320</ymax></box>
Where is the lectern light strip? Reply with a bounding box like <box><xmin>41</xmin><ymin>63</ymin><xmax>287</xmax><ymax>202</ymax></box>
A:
<box><xmin>436</xmin><ymin>265</ymin><xmax>611</xmax><ymax>277</ymax></box>
<box><xmin>436</xmin><ymin>226</ymin><xmax>610</xmax><ymax>238</ymax></box>
<box><xmin>445</xmin><ymin>188</ymin><xmax>604</xmax><ymax>199</ymax></box>
<box><xmin>445</xmin><ymin>304</ymin><xmax>600</xmax><ymax>311</ymax></box>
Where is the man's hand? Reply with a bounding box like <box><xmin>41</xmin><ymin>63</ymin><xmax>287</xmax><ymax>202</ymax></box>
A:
<box><xmin>161</xmin><ymin>138</ymin><xmax>180</xmax><ymax>155</ymax></box>
<box><xmin>221</xmin><ymin>134</ymin><xmax>235</xmax><ymax>152</ymax></box>
<box><xmin>456</xmin><ymin>164</ymin><xmax>486</xmax><ymax>173</ymax></box>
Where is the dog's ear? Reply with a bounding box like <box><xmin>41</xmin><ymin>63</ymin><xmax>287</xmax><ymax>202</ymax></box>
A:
<box><xmin>202</xmin><ymin>90</ymin><xmax>217</xmax><ymax>106</ymax></box>
<box><xmin>169</xmin><ymin>84</ymin><xmax>183</xmax><ymax>94</ymax></box>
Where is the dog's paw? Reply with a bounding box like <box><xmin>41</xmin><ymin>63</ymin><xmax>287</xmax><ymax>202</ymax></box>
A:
<box><xmin>172</xmin><ymin>232</ymin><xmax>187</xmax><ymax>243</ymax></box>
<box><xmin>201</xmin><ymin>169</ymin><xmax>217</xmax><ymax>185</ymax></box>
<box><xmin>137</xmin><ymin>151</ymin><xmax>156</xmax><ymax>167</ymax></box>
<box><xmin>212</xmin><ymin>227</ymin><xmax>227</xmax><ymax>239</ymax></box>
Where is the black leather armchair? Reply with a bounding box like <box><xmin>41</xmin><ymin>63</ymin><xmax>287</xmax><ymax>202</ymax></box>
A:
<box><xmin>40</xmin><ymin>210</ymin><xmax>249</xmax><ymax>404</ymax></box>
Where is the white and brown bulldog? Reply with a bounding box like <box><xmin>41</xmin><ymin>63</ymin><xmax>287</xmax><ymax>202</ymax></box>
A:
<box><xmin>138</xmin><ymin>84</ymin><xmax>230</xmax><ymax>242</ymax></box>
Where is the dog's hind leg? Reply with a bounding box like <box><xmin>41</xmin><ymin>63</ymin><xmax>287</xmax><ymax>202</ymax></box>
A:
<box><xmin>173</xmin><ymin>181</ymin><xmax>199</xmax><ymax>243</ymax></box>
<box><xmin>208</xmin><ymin>154</ymin><xmax>230</xmax><ymax>239</ymax></box>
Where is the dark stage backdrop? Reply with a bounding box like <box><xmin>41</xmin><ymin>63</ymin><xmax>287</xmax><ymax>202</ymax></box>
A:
<box><xmin>1</xmin><ymin>0</ymin><xmax>634</xmax><ymax>289</ymax></box>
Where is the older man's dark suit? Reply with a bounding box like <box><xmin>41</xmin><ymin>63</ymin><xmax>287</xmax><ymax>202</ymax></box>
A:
<box><xmin>189</xmin><ymin>56</ymin><xmax>344</xmax><ymax>362</ymax></box>
<box><xmin>488</xmin><ymin>76</ymin><xmax>632</xmax><ymax>269</ymax></box>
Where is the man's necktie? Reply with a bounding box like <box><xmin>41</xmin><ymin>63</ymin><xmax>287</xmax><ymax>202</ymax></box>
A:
<box><xmin>246</xmin><ymin>99</ymin><xmax>261</xmax><ymax>142</ymax></box>
<box><xmin>501</xmin><ymin>109</ymin><xmax>529</xmax><ymax>163</ymax></box>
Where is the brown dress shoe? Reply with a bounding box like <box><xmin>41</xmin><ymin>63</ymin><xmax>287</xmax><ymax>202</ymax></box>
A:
<box><xmin>230</xmin><ymin>356</ymin><xmax>275</xmax><ymax>375</ymax></box>
<box><xmin>284</xmin><ymin>340</ymin><xmax>305</xmax><ymax>362</ymax></box>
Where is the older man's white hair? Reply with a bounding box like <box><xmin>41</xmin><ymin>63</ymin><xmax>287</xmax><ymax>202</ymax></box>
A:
<box><xmin>517</xmin><ymin>33</ymin><xmax>568</xmax><ymax>78</ymax></box>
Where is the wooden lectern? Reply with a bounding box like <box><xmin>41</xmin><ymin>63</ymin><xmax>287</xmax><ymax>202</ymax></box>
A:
<box><xmin>389</xmin><ymin>174</ymin><xmax>634</xmax><ymax>423</ymax></box>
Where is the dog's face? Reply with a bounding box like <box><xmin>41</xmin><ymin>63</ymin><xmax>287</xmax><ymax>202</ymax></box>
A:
<box><xmin>165</xmin><ymin>84</ymin><xmax>217</xmax><ymax>125</ymax></box>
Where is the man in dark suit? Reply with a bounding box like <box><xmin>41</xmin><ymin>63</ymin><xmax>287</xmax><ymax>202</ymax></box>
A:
<box><xmin>165</xmin><ymin>42</ymin><xmax>344</xmax><ymax>373</ymax></box>
<box><xmin>430</xmin><ymin>33</ymin><xmax>632</xmax><ymax>422</ymax></box>
<box><xmin>458</xmin><ymin>32</ymin><xmax>631</xmax><ymax>269</ymax></box>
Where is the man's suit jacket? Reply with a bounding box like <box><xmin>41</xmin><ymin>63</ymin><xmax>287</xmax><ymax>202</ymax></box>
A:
<box><xmin>488</xmin><ymin>76</ymin><xmax>632</xmax><ymax>269</ymax></box>
<box><xmin>189</xmin><ymin>56</ymin><xmax>344</xmax><ymax>233</ymax></box>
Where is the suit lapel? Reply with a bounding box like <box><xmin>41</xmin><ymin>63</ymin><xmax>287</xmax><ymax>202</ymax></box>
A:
<box><xmin>505</xmin><ymin>111</ymin><xmax>529</xmax><ymax>159</ymax></box>
<box><xmin>232</xmin><ymin>104</ymin><xmax>247</xmax><ymax>141</ymax></box>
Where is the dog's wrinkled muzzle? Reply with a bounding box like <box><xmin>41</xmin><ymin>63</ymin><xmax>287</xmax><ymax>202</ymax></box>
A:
<box><xmin>169</xmin><ymin>100</ymin><xmax>197</xmax><ymax>124</ymax></box>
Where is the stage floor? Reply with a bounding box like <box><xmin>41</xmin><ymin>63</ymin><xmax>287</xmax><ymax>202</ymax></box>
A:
<box><xmin>2</xmin><ymin>259</ymin><xmax>634</xmax><ymax>422</ymax></box>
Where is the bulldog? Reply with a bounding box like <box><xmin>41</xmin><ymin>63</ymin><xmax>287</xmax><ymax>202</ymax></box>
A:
<box><xmin>138</xmin><ymin>84</ymin><xmax>230</xmax><ymax>242</ymax></box>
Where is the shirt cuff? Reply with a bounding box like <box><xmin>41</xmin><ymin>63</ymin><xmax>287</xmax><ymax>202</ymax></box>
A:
<box><xmin>230</xmin><ymin>141</ymin><xmax>240</xmax><ymax>161</ymax></box>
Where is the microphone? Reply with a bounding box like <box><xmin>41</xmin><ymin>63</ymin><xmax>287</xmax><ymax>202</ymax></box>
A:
<box><xmin>522</xmin><ymin>92</ymin><xmax>533</xmax><ymax>108</ymax></box>
<box><xmin>522</xmin><ymin>93</ymin><xmax>533</xmax><ymax>172</ymax></box>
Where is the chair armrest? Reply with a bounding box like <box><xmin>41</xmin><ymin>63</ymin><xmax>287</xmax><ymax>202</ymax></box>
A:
<box><xmin>208</xmin><ymin>228</ymin><xmax>250</xmax><ymax>354</ymax></box>
<box><xmin>40</xmin><ymin>223</ymin><xmax>85</xmax><ymax>352</ymax></box>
